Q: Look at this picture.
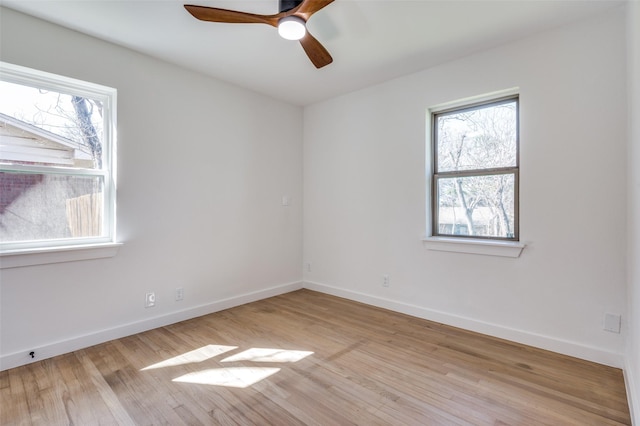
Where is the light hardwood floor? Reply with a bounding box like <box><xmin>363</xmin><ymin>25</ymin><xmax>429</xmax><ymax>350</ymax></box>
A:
<box><xmin>0</xmin><ymin>289</ymin><xmax>631</xmax><ymax>425</ymax></box>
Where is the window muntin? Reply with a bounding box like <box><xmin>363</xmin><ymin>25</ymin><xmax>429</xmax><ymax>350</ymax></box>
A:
<box><xmin>432</xmin><ymin>96</ymin><xmax>519</xmax><ymax>241</ymax></box>
<box><xmin>0</xmin><ymin>62</ymin><xmax>117</xmax><ymax>252</ymax></box>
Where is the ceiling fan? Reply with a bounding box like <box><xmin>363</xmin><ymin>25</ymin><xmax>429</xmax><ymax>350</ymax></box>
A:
<box><xmin>184</xmin><ymin>0</ymin><xmax>335</xmax><ymax>68</ymax></box>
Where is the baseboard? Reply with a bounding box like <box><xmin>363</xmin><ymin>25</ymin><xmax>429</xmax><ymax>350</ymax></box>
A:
<box><xmin>625</xmin><ymin>357</ymin><xmax>639</xmax><ymax>425</ymax></box>
<box><xmin>2</xmin><ymin>279</ymin><xmax>624</xmax><ymax>373</ymax></box>
<box><xmin>304</xmin><ymin>281</ymin><xmax>624</xmax><ymax>368</ymax></box>
<box><xmin>0</xmin><ymin>281</ymin><xmax>303</xmax><ymax>371</ymax></box>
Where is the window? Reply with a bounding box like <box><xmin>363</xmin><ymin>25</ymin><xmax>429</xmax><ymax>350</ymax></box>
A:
<box><xmin>0</xmin><ymin>62</ymin><xmax>117</xmax><ymax>253</ymax></box>
<box><xmin>431</xmin><ymin>94</ymin><xmax>518</xmax><ymax>241</ymax></box>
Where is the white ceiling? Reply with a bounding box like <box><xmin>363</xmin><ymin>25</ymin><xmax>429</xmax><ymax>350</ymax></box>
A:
<box><xmin>2</xmin><ymin>0</ymin><xmax>623</xmax><ymax>105</ymax></box>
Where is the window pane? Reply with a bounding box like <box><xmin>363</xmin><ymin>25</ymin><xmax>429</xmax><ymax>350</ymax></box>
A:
<box><xmin>436</xmin><ymin>174</ymin><xmax>515</xmax><ymax>239</ymax></box>
<box><xmin>436</xmin><ymin>100</ymin><xmax>517</xmax><ymax>172</ymax></box>
<box><xmin>0</xmin><ymin>172</ymin><xmax>104</xmax><ymax>242</ymax></box>
<box><xmin>0</xmin><ymin>81</ymin><xmax>103</xmax><ymax>169</ymax></box>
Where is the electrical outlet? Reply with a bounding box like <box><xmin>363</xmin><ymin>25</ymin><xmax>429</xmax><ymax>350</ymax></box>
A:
<box><xmin>145</xmin><ymin>292</ymin><xmax>156</xmax><ymax>308</ymax></box>
<box><xmin>175</xmin><ymin>287</ymin><xmax>184</xmax><ymax>301</ymax></box>
<box><xmin>383</xmin><ymin>274</ymin><xmax>390</xmax><ymax>287</ymax></box>
<box><xmin>603</xmin><ymin>313</ymin><xmax>621</xmax><ymax>333</ymax></box>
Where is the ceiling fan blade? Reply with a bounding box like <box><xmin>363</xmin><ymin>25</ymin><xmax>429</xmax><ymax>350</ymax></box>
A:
<box><xmin>295</xmin><ymin>0</ymin><xmax>335</xmax><ymax>19</ymax></box>
<box><xmin>299</xmin><ymin>31</ymin><xmax>333</xmax><ymax>68</ymax></box>
<box><xmin>184</xmin><ymin>5</ymin><xmax>279</xmax><ymax>27</ymax></box>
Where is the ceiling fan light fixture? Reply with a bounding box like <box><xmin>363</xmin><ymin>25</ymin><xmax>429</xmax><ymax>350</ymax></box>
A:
<box><xmin>185</xmin><ymin>0</ymin><xmax>333</xmax><ymax>68</ymax></box>
<box><xmin>278</xmin><ymin>16</ymin><xmax>306</xmax><ymax>40</ymax></box>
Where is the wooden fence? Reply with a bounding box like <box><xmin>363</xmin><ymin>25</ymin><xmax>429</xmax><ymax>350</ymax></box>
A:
<box><xmin>66</xmin><ymin>192</ymin><xmax>102</xmax><ymax>237</ymax></box>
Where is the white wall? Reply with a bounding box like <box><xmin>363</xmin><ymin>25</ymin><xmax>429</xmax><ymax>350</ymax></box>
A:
<box><xmin>0</xmin><ymin>2</ymin><xmax>633</xmax><ymax>392</ymax></box>
<box><xmin>627</xmin><ymin>0</ymin><xmax>640</xmax><ymax>422</ymax></box>
<box><xmin>303</xmin><ymin>7</ymin><xmax>628</xmax><ymax>367</ymax></box>
<box><xmin>0</xmin><ymin>8</ymin><xmax>303</xmax><ymax>370</ymax></box>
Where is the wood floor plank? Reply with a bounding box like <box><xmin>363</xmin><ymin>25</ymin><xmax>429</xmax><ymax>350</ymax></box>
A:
<box><xmin>75</xmin><ymin>350</ymin><xmax>136</xmax><ymax>425</ymax></box>
<box><xmin>0</xmin><ymin>289</ymin><xmax>631</xmax><ymax>425</ymax></box>
<box><xmin>1</xmin><ymin>369</ymin><xmax>31</xmax><ymax>425</ymax></box>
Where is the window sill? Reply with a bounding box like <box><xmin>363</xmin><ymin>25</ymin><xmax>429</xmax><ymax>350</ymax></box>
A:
<box><xmin>422</xmin><ymin>236</ymin><xmax>525</xmax><ymax>258</ymax></box>
<box><xmin>0</xmin><ymin>242</ymin><xmax>122</xmax><ymax>269</ymax></box>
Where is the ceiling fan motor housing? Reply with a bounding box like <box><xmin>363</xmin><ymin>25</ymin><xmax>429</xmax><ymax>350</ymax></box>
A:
<box><xmin>280</xmin><ymin>0</ymin><xmax>303</xmax><ymax>13</ymax></box>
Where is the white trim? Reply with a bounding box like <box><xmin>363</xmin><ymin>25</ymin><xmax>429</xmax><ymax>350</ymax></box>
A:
<box><xmin>0</xmin><ymin>242</ymin><xmax>122</xmax><ymax>269</ymax></box>
<box><xmin>304</xmin><ymin>280</ymin><xmax>624</xmax><ymax>368</ymax></box>
<box><xmin>0</xmin><ymin>281</ymin><xmax>303</xmax><ymax>371</ymax></box>
<box><xmin>0</xmin><ymin>61</ymin><xmax>116</xmax><ymax>101</ymax></box>
<box><xmin>423</xmin><ymin>236</ymin><xmax>525</xmax><ymax>257</ymax></box>
<box><xmin>0</xmin><ymin>163</ymin><xmax>108</xmax><ymax>176</ymax></box>
<box><xmin>429</xmin><ymin>87</ymin><xmax>520</xmax><ymax>114</ymax></box>
<box><xmin>625</xmin><ymin>357</ymin><xmax>640</xmax><ymax>426</ymax></box>
<box><xmin>1</xmin><ymin>279</ymin><xmax>624</xmax><ymax>373</ymax></box>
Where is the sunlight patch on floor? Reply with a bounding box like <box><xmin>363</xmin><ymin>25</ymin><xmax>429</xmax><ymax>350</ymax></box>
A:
<box><xmin>172</xmin><ymin>367</ymin><xmax>281</xmax><ymax>388</ymax></box>
<box><xmin>221</xmin><ymin>348</ymin><xmax>314</xmax><ymax>363</ymax></box>
<box><xmin>141</xmin><ymin>345</ymin><xmax>238</xmax><ymax>371</ymax></box>
<box><xmin>143</xmin><ymin>344</ymin><xmax>314</xmax><ymax>388</ymax></box>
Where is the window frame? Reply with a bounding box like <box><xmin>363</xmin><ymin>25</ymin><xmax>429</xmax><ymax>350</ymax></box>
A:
<box><xmin>0</xmin><ymin>62</ymin><xmax>118</xmax><ymax>255</ymax></box>
<box><xmin>430</xmin><ymin>93</ymin><xmax>520</xmax><ymax>242</ymax></box>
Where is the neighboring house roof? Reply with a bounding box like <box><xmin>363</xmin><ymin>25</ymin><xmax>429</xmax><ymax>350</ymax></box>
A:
<box><xmin>0</xmin><ymin>112</ymin><xmax>94</xmax><ymax>167</ymax></box>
